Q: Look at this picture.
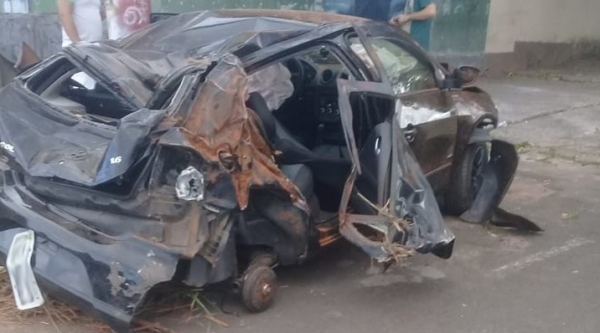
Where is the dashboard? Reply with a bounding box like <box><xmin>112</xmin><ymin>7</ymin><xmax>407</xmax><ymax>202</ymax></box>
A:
<box><xmin>294</xmin><ymin>56</ymin><xmax>350</xmax><ymax>125</ymax></box>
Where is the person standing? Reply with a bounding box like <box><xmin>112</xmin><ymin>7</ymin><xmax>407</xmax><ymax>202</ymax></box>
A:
<box><xmin>57</xmin><ymin>0</ymin><xmax>104</xmax><ymax>47</ymax></box>
<box><xmin>389</xmin><ymin>0</ymin><xmax>437</xmax><ymax>50</ymax></box>
<box><xmin>354</xmin><ymin>0</ymin><xmax>392</xmax><ymax>22</ymax></box>
<box><xmin>105</xmin><ymin>0</ymin><xmax>151</xmax><ymax>40</ymax></box>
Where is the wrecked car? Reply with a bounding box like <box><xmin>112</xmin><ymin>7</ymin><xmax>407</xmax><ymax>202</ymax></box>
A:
<box><xmin>0</xmin><ymin>10</ymin><xmax>527</xmax><ymax>332</ymax></box>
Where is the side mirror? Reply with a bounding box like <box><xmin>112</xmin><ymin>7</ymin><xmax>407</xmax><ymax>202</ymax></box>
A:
<box><xmin>457</xmin><ymin>65</ymin><xmax>480</xmax><ymax>87</ymax></box>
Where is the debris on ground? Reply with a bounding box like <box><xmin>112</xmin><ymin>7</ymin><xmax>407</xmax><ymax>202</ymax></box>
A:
<box><xmin>0</xmin><ymin>266</ymin><xmax>226</xmax><ymax>333</ymax></box>
<box><xmin>0</xmin><ymin>267</ymin><xmax>107</xmax><ymax>331</ymax></box>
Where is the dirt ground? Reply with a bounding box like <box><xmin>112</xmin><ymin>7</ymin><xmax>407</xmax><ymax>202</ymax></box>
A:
<box><xmin>4</xmin><ymin>61</ymin><xmax>600</xmax><ymax>333</ymax></box>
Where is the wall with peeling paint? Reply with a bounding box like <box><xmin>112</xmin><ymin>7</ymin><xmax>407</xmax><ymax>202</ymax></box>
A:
<box><xmin>0</xmin><ymin>13</ymin><xmax>60</xmax><ymax>62</ymax></box>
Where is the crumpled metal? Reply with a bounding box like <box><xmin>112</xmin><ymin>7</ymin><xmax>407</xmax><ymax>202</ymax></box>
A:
<box><xmin>168</xmin><ymin>55</ymin><xmax>306</xmax><ymax>210</ymax></box>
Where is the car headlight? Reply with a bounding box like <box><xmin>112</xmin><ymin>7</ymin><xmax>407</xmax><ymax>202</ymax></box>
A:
<box><xmin>175</xmin><ymin>166</ymin><xmax>205</xmax><ymax>201</ymax></box>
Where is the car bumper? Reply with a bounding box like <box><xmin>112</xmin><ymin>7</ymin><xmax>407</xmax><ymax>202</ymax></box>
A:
<box><xmin>0</xmin><ymin>170</ymin><xmax>179</xmax><ymax>332</ymax></box>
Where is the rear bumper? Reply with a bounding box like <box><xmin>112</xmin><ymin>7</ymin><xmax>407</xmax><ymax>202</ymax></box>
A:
<box><xmin>0</xmin><ymin>170</ymin><xmax>179</xmax><ymax>332</ymax></box>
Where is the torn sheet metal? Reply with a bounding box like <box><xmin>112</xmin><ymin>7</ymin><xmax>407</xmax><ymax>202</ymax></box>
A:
<box><xmin>338</xmin><ymin>170</ymin><xmax>417</xmax><ymax>262</ymax></box>
<box><xmin>336</xmin><ymin>79</ymin><xmax>454</xmax><ymax>262</ymax></box>
<box><xmin>0</xmin><ymin>215</ymin><xmax>177</xmax><ymax>333</ymax></box>
<box><xmin>460</xmin><ymin>139</ymin><xmax>543</xmax><ymax>232</ymax></box>
<box><xmin>0</xmin><ymin>85</ymin><xmax>164</xmax><ymax>187</ymax></box>
<box><xmin>159</xmin><ymin>55</ymin><xmax>305</xmax><ymax>210</ymax></box>
<box><xmin>339</xmin><ymin>117</ymin><xmax>455</xmax><ymax>262</ymax></box>
<box><xmin>391</xmin><ymin>117</ymin><xmax>455</xmax><ymax>256</ymax></box>
<box><xmin>65</xmin><ymin>45</ymin><xmax>157</xmax><ymax>108</ymax></box>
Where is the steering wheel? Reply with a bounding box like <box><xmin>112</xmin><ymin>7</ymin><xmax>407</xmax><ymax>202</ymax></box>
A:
<box><xmin>68</xmin><ymin>78</ymin><xmax>88</xmax><ymax>91</ymax></box>
<box><xmin>285</xmin><ymin>58</ymin><xmax>305</xmax><ymax>98</ymax></box>
<box><xmin>63</xmin><ymin>78</ymin><xmax>90</xmax><ymax>102</ymax></box>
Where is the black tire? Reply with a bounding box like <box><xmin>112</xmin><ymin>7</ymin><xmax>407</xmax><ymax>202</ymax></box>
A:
<box><xmin>445</xmin><ymin>143</ymin><xmax>488</xmax><ymax>215</ymax></box>
<box><xmin>242</xmin><ymin>266</ymin><xmax>277</xmax><ymax>313</ymax></box>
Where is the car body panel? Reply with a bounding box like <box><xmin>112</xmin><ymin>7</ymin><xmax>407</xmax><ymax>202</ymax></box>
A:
<box><xmin>399</xmin><ymin>89</ymin><xmax>457</xmax><ymax>176</ymax></box>
<box><xmin>0</xmin><ymin>82</ymin><xmax>165</xmax><ymax>186</ymax></box>
<box><xmin>0</xmin><ymin>174</ymin><xmax>179</xmax><ymax>332</ymax></box>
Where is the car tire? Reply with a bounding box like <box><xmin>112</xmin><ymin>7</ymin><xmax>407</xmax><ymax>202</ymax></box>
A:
<box><xmin>445</xmin><ymin>143</ymin><xmax>488</xmax><ymax>215</ymax></box>
<box><xmin>242</xmin><ymin>265</ymin><xmax>277</xmax><ymax>313</ymax></box>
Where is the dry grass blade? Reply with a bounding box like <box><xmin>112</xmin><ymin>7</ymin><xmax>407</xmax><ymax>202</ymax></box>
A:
<box><xmin>42</xmin><ymin>305</ymin><xmax>65</xmax><ymax>333</ymax></box>
<box><xmin>0</xmin><ymin>266</ymin><xmax>123</xmax><ymax>332</ymax></box>
<box><xmin>133</xmin><ymin>319</ymin><xmax>176</xmax><ymax>333</ymax></box>
<box><xmin>0</xmin><ymin>265</ymin><xmax>230</xmax><ymax>332</ymax></box>
<box><xmin>0</xmin><ymin>266</ymin><xmax>103</xmax><ymax>332</ymax></box>
<box><xmin>189</xmin><ymin>291</ymin><xmax>229</xmax><ymax>328</ymax></box>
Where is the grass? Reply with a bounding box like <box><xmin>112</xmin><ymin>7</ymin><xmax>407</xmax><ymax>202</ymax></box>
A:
<box><xmin>515</xmin><ymin>141</ymin><xmax>532</xmax><ymax>153</ymax></box>
<box><xmin>0</xmin><ymin>266</ymin><xmax>104</xmax><ymax>331</ymax></box>
<box><xmin>0</xmin><ymin>267</ymin><xmax>227</xmax><ymax>333</ymax></box>
<box><xmin>561</xmin><ymin>212</ymin><xmax>579</xmax><ymax>221</ymax></box>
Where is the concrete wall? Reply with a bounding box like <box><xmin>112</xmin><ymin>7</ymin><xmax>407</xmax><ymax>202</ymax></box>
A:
<box><xmin>485</xmin><ymin>0</ymin><xmax>600</xmax><ymax>73</ymax></box>
<box><xmin>431</xmin><ymin>0</ymin><xmax>490</xmax><ymax>68</ymax></box>
<box><xmin>486</xmin><ymin>0</ymin><xmax>600</xmax><ymax>53</ymax></box>
<box><xmin>0</xmin><ymin>13</ymin><xmax>60</xmax><ymax>62</ymax></box>
<box><xmin>2</xmin><ymin>0</ymin><xmax>489</xmax><ymax>69</ymax></box>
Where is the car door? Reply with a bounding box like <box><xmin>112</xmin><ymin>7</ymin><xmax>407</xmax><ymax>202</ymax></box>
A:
<box><xmin>335</xmin><ymin>78</ymin><xmax>455</xmax><ymax>262</ymax></box>
<box><xmin>366</xmin><ymin>38</ymin><xmax>458</xmax><ymax>188</ymax></box>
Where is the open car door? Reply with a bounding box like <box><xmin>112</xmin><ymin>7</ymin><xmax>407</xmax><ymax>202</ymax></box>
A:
<box><xmin>335</xmin><ymin>78</ymin><xmax>455</xmax><ymax>263</ymax></box>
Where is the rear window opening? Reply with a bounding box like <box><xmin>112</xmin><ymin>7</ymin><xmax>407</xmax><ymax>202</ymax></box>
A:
<box><xmin>26</xmin><ymin>57</ymin><xmax>136</xmax><ymax>122</ymax></box>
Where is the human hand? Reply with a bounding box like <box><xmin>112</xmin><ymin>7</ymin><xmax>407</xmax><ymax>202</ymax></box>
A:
<box><xmin>389</xmin><ymin>14</ymin><xmax>411</xmax><ymax>26</ymax></box>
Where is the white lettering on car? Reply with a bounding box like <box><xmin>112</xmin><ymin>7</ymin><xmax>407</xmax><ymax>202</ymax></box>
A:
<box><xmin>110</xmin><ymin>156</ymin><xmax>123</xmax><ymax>164</ymax></box>
<box><xmin>0</xmin><ymin>142</ymin><xmax>15</xmax><ymax>154</ymax></box>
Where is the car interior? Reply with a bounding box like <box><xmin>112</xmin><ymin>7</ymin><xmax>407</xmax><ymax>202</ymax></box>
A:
<box><xmin>27</xmin><ymin>57</ymin><xmax>135</xmax><ymax>125</ymax></box>
<box><xmin>246</xmin><ymin>45</ymin><xmax>393</xmax><ymax>217</ymax></box>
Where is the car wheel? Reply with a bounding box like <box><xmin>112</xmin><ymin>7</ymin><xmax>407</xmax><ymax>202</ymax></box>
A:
<box><xmin>241</xmin><ymin>265</ymin><xmax>277</xmax><ymax>313</ymax></box>
<box><xmin>445</xmin><ymin>143</ymin><xmax>489</xmax><ymax>215</ymax></box>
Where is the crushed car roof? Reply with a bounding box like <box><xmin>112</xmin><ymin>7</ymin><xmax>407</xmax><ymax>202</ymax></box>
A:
<box><xmin>117</xmin><ymin>9</ymin><xmax>369</xmax><ymax>56</ymax></box>
<box><xmin>65</xmin><ymin>10</ymin><xmax>372</xmax><ymax>92</ymax></box>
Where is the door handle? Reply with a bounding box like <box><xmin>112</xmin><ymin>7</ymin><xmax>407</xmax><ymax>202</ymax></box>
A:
<box><xmin>404</xmin><ymin>124</ymin><xmax>417</xmax><ymax>143</ymax></box>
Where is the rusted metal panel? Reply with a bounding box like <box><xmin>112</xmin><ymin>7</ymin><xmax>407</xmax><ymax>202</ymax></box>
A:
<box><xmin>177</xmin><ymin>56</ymin><xmax>306</xmax><ymax>210</ymax></box>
